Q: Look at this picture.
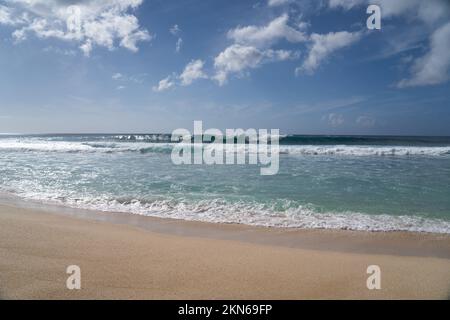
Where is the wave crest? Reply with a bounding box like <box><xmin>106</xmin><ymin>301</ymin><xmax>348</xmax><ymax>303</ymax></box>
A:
<box><xmin>1</xmin><ymin>139</ymin><xmax>450</xmax><ymax>157</ymax></box>
<box><xmin>3</xmin><ymin>189</ymin><xmax>449</xmax><ymax>234</ymax></box>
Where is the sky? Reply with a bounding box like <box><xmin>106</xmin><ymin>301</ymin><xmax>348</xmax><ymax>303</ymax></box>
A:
<box><xmin>0</xmin><ymin>0</ymin><xmax>449</xmax><ymax>135</ymax></box>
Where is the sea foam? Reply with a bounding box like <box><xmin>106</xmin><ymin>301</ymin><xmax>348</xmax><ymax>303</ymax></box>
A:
<box><xmin>3</xmin><ymin>190</ymin><xmax>450</xmax><ymax>234</ymax></box>
<box><xmin>1</xmin><ymin>138</ymin><xmax>450</xmax><ymax>156</ymax></box>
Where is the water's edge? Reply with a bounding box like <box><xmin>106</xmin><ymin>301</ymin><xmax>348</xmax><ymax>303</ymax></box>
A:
<box><xmin>1</xmin><ymin>193</ymin><xmax>450</xmax><ymax>260</ymax></box>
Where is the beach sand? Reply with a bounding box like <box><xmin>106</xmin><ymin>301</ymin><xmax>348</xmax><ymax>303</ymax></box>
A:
<box><xmin>0</xmin><ymin>202</ymin><xmax>449</xmax><ymax>300</ymax></box>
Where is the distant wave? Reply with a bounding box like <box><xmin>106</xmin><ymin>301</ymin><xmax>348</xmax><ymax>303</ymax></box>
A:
<box><xmin>111</xmin><ymin>134</ymin><xmax>450</xmax><ymax>146</ymax></box>
<box><xmin>0</xmin><ymin>140</ymin><xmax>173</xmax><ymax>154</ymax></box>
<box><xmin>1</xmin><ymin>139</ymin><xmax>450</xmax><ymax>156</ymax></box>
<box><xmin>110</xmin><ymin>134</ymin><xmax>450</xmax><ymax>147</ymax></box>
<box><xmin>280</xmin><ymin>135</ymin><xmax>450</xmax><ymax>146</ymax></box>
<box><xmin>113</xmin><ymin>134</ymin><xmax>172</xmax><ymax>142</ymax></box>
<box><xmin>3</xmin><ymin>134</ymin><xmax>450</xmax><ymax>146</ymax></box>
<box><xmin>281</xmin><ymin>145</ymin><xmax>450</xmax><ymax>156</ymax></box>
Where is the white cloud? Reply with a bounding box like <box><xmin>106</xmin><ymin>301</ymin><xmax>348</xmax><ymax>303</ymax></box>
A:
<box><xmin>169</xmin><ymin>24</ymin><xmax>180</xmax><ymax>35</ymax></box>
<box><xmin>415</xmin><ymin>0</ymin><xmax>450</xmax><ymax>25</ymax></box>
<box><xmin>398</xmin><ymin>22</ymin><xmax>450</xmax><ymax>88</ymax></box>
<box><xmin>266</xmin><ymin>48</ymin><xmax>299</xmax><ymax>61</ymax></box>
<box><xmin>297</xmin><ymin>31</ymin><xmax>361</xmax><ymax>74</ymax></box>
<box><xmin>213</xmin><ymin>44</ymin><xmax>295</xmax><ymax>85</ymax></box>
<box><xmin>175</xmin><ymin>37</ymin><xmax>182</xmax><ymax>53</ymax></box>
<box><xmin>356</xmin><ymin>115</ymin><xmax>376</xmax><ymax>127</ymax></box>
<box><xmin>328</xmin><ymin>0</ymin><xmax>363</xmax><ymax>10</ymax></box>
<box><xmin>227</xmin><ymin>14</ymin><xmax>307</xmax><ymax>48</ymax></box>
<box><xmin>374</xmin><ymin>0</ymin><xmax>449</xmax><ymax>23</ymax></box>
<box><xmin>179</xmin><ymin>59</ymin><xmax>207</xmax><ymax>86</ymax></box>
<box><xmin>0</xmin><ymin>5</ymin><xmax>17</xmax><ymax>25</ymax></box>
<box><xmin>112</xmin><ymin>73</ymin><xmax>123</xmax><ymax>80</ymax></box>
<box><xmin>153</xmin><ymin>59</ymin><xmax>207</xmax><ymax>92</ymax></box>
<box><xmin>154</xmin><ymin>14</ymin><xmax>303</xmax><ymax>87</ymax></box>
<box><xmin>328</xmin><ymin>0</ymin><xmax>450</xmax><ymax>87</ymax></box>
<box><xmin>329</xmin><ymin>0</ymin><xmax>450</xmax><ymax>23</ymax></box>
<box><xmin>0</xmin><ymin>0</ymin><xmax>151</xmax><ymax>56</ymax></box>
<box><xmin>112</xmin><ymin>72</ymin><xmax>147</xmax><ymax>84</ymax></box>
<box><xmin>0</xmin><ymin>5</ymin><xmax>11</xmax><ymax>24</ymax></box>
<box><xmin>325</xmin><ymin>113</ymin><xmax>344</xmax><ymax>127</ymax></box>
<box><xmin>152</xmin><ymin>75</ymin><xmax>175</xmax><ymax>92</ymax></box>
<box><xmin>214</xmin><ymin>45</ymin><xmax>264</xmax><ymax>85</ymax></box>
<box><xmin>79</xmin><ymin>39</ymin><xmax>92</xmax><ymax>56</ymax></box>
<box><xmin>42</xmin><ymin>45</ymin><xmax>76</xmax><ymax>56</ymax></box>
<box><xmin>214</xmin><ymin>15</ymin><xmax>303</xmax><ymax>85</ymax></box>
<box><xmin>169</xmin><ymin>24</ymin><xmax>182</xmax><ymax>54</ymax></box>
<box><xmin>267</xmin><ymin>0</ymin><xmax>291</xmax><ymax>7</ymax></box>
<box><xmin>0</xmin><ymin>4</ymin><xmax>31</xmax><ymax>26</ymax></box>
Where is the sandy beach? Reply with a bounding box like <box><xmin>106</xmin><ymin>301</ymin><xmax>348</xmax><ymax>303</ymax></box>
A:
<box><xmin>0</xmin><ymin>202</ymin><xmax>449</xmax><ymax>300</ymax></box>
<box><xmin>2</xmin><ymin>0</ymin><xmax>450</xmax><ymax>303</ymax></box>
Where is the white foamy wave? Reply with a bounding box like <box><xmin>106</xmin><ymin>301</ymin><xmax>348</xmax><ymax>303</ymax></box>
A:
<box><xmin>1</xmin><ymin>138</ymin><xmax>450</xmax><ymax>157</ymax></box>
<box><xmin>281</xmin><ymin>145</ymin><xmax>450</xmax><ymax>156</ymax></box>
<box><xmin>7</xmin><ymin>190</ymin><xmax>450</xmax><ymax>234</ymax></box>
<box><xmin>0</xmin><ymin>140</ymin><xmax>96</xmax><ymax>152</ymax></box>
<box><xmin>114</xmin><ymin>134</ymin><xmax>172</xmax><ymax>142</ymax></box>
<box><xmin>0</xmin><ymin>139</ymin><xmax>175</xmax><ymax>153</ymax></box>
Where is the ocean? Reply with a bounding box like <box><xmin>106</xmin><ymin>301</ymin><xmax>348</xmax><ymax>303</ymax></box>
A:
<box><xmin>1</xmin><ymin>134</ymin><xmax>450</xmax><ymax>233</ymax></box>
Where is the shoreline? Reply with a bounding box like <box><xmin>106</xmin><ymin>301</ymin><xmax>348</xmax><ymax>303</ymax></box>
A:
<box><xmin>2</xmin><ymin>194</ymin><xmax>450</xmax><ymax>259</ymax></box>
<box><xmin>1</xmin><ymin>200</ymin><xmax>450</xmax><ymax>299</ymax></box>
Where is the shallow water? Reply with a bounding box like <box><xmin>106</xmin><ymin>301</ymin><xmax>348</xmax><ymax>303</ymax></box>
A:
<box><xmin>1</xmin><ymin>134</ymin><xmax>450</xmax><ymax>233</ymax></box>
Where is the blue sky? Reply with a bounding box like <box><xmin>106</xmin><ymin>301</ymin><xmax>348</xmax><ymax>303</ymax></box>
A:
<box><xmin>0</xmin><ymin>0</ymin><xmax>449</xmax><ymax>135</ymax></box>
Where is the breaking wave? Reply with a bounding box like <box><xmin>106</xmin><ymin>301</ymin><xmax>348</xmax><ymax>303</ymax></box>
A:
<box><xmin>3</xmin><ymin>190</ymin><xmax>450</xmax><ymax>234</ymax></box>
<box><xmin>1</xmin><ymin>138</ymin><xmax>449</xmax><ymax>157</ymax></box>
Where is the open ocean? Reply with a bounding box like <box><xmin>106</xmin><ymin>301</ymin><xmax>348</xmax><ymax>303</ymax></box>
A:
<box><xmin>1</xmin><ymin>134</ymin><xmax>450</xmax><ymax>233</ymax></box>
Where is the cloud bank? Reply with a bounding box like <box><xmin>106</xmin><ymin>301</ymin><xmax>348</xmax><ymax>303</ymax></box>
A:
<box><xmin>328</xmin><ymin>0</ymin><xmax>450</xmax><ymax>87</ymax></box>
<box><xmin>0</xmin><ymin>0</ymin><xmax>151</xmax><ymax>56</ymax></box>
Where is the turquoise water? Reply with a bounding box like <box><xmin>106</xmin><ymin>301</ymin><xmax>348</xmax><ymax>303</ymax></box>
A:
<box><xmin>1</xmin><ymin>134</ymin><xmax>450</xmax><ymax>233</ymax></box>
